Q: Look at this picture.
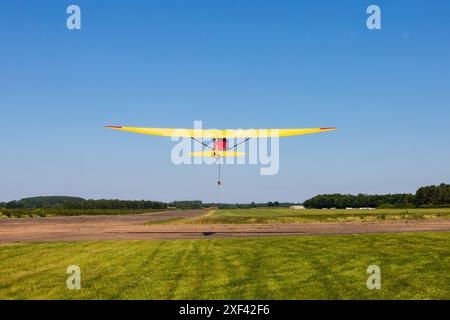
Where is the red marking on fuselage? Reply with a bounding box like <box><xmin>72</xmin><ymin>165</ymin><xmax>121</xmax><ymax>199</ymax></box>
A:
<box><xmin>214</xmin><ymin>138</ymin><xmax>228</xmax><ymax>151</ymax></box>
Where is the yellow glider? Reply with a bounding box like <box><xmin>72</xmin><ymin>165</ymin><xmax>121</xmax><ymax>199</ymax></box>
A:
<box><xmin>105</xmin><ymin>126</ymin><xmax>336</xmax><ymax>138</ymax></box>
<box><xmin>106</xmin><ymin>125</ymin><xmax>336</xmax><ymax>185</ymax></box>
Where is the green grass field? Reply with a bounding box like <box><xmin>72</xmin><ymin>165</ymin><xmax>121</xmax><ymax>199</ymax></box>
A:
<box><xmin>146</xmin><ymin>207</ymin><xmax>450</xmax><ymax>225</ymax></box>
<box><xmin>0</xmin><ymin>232</ymin><xmax>449</xmax><ymax>299</ymax></box>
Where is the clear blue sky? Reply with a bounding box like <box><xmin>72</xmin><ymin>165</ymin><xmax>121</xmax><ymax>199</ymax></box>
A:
<box><xmin>1</xmin><ymin>0</ymin><xmax>449</xmax><ymax>203</ymax></box>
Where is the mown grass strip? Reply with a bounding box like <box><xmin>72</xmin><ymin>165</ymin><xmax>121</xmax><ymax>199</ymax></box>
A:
<box><xmin>0</xmin><ymin>232</ymin><xmax>449</xmax><ymax>299</ymax></box>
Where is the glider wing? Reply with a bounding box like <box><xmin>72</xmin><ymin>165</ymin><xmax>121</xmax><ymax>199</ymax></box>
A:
<box><xmin>106</xmin><ymin>126</ymin><xmax>336</xmax><ymax>139</ymax></box>
<box><xmin>105</xmin><ymin>126</ymin><xmax>336</xmax><ymax>138</ymax></box>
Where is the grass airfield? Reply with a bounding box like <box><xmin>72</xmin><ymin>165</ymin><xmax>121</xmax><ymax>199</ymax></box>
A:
<box><xmin>148</xmin><ymin>207</ymin><xmax>450</xmax><ymax>224</ymax></box>
<box><xmin>0</xmin><ymin>208</ymin><xmax>449</xmax><ymax>299</ymax></box>
<box><xmin>0</xmin><ymin>232</ymin><xmax>449</xmax><ymax>299</ymax></box>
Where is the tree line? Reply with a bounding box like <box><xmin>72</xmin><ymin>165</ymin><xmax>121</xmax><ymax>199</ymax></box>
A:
<box><xmin>302</xmin><ymin>183</ymin><xmax>450</xmax><ymax>209</ymax></box>
<box><xmin>1</xmin><ymin>196</ymin><xmax>167</xmax><ymax>210</ymax></box>
<box><xmin>0</xmin><ymin>197</ymin><xmax>208</xmax><ymax>210</ymax></box>
<box><xmin>205</xmin><ymin>201</ymin><xmax>298</xmax><ymax>209</ymax></box>
<box><xmin>1</xmin><ymin>183</ymin><xmax>449</xmax><ymax>210</ymax></box>
<box><xmin>415</xmin><ymin>183</ymin><xmax>450</xmax><ymax>207</ymax></box>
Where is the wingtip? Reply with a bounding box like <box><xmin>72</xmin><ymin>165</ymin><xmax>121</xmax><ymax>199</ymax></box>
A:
<box><xmin>105</xmin><ymin>125</ymin><xmax>123</xmax><ymax>129</ymax></box>
<box><xmin>320</xmin><ymin>127</ymin><xmax>337</xmax><ymax>131</ymax></box>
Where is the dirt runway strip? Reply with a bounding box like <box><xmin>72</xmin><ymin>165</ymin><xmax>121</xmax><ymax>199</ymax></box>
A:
<box><xmin>1</xmin><ymin>210</ymin><xmax>450</xmax><ymax>243</ymax></box>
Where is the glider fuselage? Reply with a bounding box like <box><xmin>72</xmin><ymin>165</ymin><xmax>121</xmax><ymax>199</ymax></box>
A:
<box><xmin>212</xmin><ymin>138</ymin><xmax>228</xmax><ymax>158</ymax></box>
<box><xmin>213</xmin><ymin>138</ymin><xmax>228</xmax><ymax>151</ymax></box>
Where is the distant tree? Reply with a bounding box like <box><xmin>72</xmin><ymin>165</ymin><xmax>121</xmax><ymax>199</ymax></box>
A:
<box><xmin>303</xmin><ymin>193</ymin><xmax>415</xmax><ymax>209</ymax></box>
<box><xmin>6</xmin><ymin>201</ymin><xmax>21</xmax><ymax>209</ymax></box>
<box><xmin>414</xmin><ymin>183</ymin><xmax>450</xmax><ymax>207</ymax></box>
<box><xmin>170</xmin><ymin>201</ymin><xmax>202</xmax><ymax>209</ymax></box>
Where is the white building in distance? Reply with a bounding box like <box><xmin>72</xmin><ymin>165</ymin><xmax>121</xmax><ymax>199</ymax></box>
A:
<box><xmin>290</xmin><ymin>205</ymin><xmax>305</xmax><ymax>210</ymax></box>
